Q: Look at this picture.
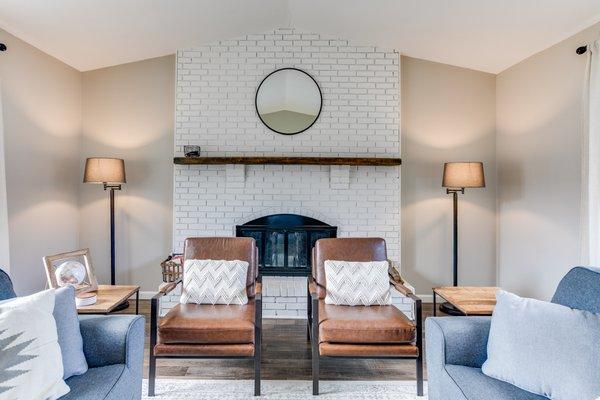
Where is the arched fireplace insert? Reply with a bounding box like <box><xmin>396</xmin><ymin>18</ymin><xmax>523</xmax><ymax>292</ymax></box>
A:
<box><xmin>236</xmin><ymin>214</ymin><xmax>337</xmax><ymax>276</ymax></box>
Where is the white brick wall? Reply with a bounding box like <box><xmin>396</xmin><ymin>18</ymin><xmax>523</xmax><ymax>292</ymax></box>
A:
<box><xmin>170</xmin><ymin>28</ymin><xmax>411</xmax><ymax>319</ymax></box>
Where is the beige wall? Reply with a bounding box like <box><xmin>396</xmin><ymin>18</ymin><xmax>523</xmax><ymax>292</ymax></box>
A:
<box><xmin>8</xmin><ymin>25</ymin><xmax>585</xmax><ymax>300</ymax></box>
<box><xmin>80</xmin><ymin>56</ymin><xmax>175</xmax><ymax>291</ymax></box>
<box><xmin>496</xmin><ymin>23</ymin><xmax>599</xmax><ymax>300</ymax></box>
<box><xmin>0</xmin><ymin>29</ymin><xmax>82</xmax><ymax>294</ymax></box>
<box><xmin>401</xmin><ymin>56</ymin><xmax>497</xmax><ymax>294</ymax></box>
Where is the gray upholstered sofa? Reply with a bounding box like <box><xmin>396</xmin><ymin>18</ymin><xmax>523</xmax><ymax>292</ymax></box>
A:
<box><xmin>0</xmin><ymin>268</ymin><xmax>145</xmax><ymax>400</ymax></box>
<box><xmin>425</xmin><ymin>267</ymin><xmax>600</xmax><ymax>400</ymax></box>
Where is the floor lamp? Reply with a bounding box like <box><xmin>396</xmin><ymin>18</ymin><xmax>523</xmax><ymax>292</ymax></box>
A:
<box><xmin>84</xmin><ymin>158</ymin><xmax>127</xmax><ymax>307</ymax></box>
<box><xmin>441</xmin><ymin>162</ymin><xmax>485</xmax><ymax>315</ymax></box>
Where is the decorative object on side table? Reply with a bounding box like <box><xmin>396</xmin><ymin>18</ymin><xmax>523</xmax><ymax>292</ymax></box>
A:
<box><xmin>183</xmin><ymin>145</ymin><xmax>201</xmax><ymax>157</ymax></box>
<box><xmin>83</xmin><ymin>157</ymin><xmax>129</xmax><ymax>310</ymax></box>
<box><xmin>43</xmin><ymin>248</ymin><xmax>99</xmax><ymax>306</ymax></box>
<box><xmin>441</xmin><ymin>161</ymin><xmax>485</xmax><ymax>315</ymax></box>
<box><xmin>76</xmin><ymin>285</ymin><xmax>140</xmax><ymax>315</ymax></box>
<box><xmin>433</xmin><ymin>286</ymin><xmax>498</xmax><ymax>316</ymax></box>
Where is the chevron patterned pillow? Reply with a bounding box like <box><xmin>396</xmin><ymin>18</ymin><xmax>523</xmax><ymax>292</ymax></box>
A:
<box><xmin>180</xmin><ymin>259</ymin><xmax>249</xmax><ymax>305</ymax></box>
<box><xmin>324</xmin><ymin>260</ymin><xmax>392</xmax><ymax>306</ymax></box>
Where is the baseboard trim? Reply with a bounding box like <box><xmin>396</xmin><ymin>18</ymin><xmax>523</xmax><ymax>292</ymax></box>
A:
<box><xmin>139</xmin><ymin>291</ymin><xmax>157</xmax><ymax>300</ymax></box>
<box><xmin>417</xmin><ymin>294</ymin><xmax>433</xmax><ymax>302</ymax></box>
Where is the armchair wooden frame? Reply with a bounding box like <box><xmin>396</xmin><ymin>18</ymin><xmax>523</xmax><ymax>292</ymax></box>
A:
<box><xmin>148</xmin><ymin>276</ymin><xmax>263</xmax><ymax>397</ymax></box>
<box><xmin>307</xmin><ymin>276</ymin><xmax>423</xmax><ymax>397</ymax></box>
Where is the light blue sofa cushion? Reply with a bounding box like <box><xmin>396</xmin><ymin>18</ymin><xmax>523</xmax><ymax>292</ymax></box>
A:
<box><xmin>482</xmin><ymin>290</ymin><xmax>600</xmax><ymax>400</ymax></box>
<box><xmin>54</xmin><ymin>286</ymin><xmax>88</xmax><ymax>379</ymax></box>
<box><xmin>62</xmin><ymin>364</ymin><xmax>133</xmax><ymax>400</ymax></box>
<box><xmin>446</xmin><ymin>365</ymin><xmax>547</xmax><ymax>400</ymax></box>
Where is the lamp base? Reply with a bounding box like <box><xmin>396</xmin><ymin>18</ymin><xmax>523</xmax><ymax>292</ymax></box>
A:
<box><xmin>439</xmin><ymin>302</ymin><xmax>464</xmax><ymax>316</ymax></box>
<box><xmin>112</xmin><ymin>300</ymin><xmax>130</xmax><ymax>312</ymax></box>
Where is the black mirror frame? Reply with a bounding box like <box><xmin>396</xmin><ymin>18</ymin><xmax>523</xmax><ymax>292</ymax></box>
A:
<box><xmin>255</xmin><ymin>67</ymin><xmax>323</xmax><ymax>136</ymax></box>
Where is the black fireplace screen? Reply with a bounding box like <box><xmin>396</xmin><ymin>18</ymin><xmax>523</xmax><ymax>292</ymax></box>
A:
<box><xmin>236</xmin><ymin>214</ymin><xmax>337</xmax><ymax>276</ymax></box>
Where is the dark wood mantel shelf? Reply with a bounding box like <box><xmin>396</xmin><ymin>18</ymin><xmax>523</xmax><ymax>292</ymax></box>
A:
<box><xmin>174</xmin><ymin>156</ymin><xmax>401</xmax><ymax>166</ymax></box>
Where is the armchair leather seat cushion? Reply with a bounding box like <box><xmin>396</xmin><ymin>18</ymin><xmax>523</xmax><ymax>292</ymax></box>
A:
<box><xmin>158</xmin><ymin>300</ymin><xmax>255</xmax><ymax>345</ymax></box>
<box><xmin>318</xmin><ymin>300</ymin><xmax>415</xmax><ymax>344</ymax></box>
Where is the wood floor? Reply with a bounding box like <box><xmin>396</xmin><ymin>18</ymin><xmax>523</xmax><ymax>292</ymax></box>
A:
<box><xmin>119</xmin><ymin>300</ymin><xmax>437</xmax><ymax>381</ymax></box>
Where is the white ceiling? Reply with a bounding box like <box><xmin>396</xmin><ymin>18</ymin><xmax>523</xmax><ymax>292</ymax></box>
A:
<box><xmin>1</xmin><ymin>0</ymin><xmax>600</xmax><ymax>73</ymax></box>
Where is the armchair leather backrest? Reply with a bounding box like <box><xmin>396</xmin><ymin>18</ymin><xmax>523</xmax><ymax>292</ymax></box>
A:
<box><xmin>183</xmin><ymin>237</ymin><xmax>258</xmax><ymax>297</ymax></box>
<box><xmin>0</xmin><ymin>268</ymin><xmax>16</xmax><ymax>301</ymax></box>
<box><xmin>312</xmin><ymin>237</ymin><xmax>387</xmax><ymax>299</ymax></box>
<box><xmin>551</xmin><ymin>267</ymin><xmax>600</xmax><ymax>313</ymax></box>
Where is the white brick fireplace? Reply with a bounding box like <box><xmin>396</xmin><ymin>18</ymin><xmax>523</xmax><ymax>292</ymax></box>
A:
<box><xmin>163</xmin><ymin>28</ymin><xmax>412</xmax><ymax>318</ymax></box>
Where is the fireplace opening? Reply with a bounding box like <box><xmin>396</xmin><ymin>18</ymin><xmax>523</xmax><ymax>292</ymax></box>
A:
<box><xmin>236</xmin><ymin>214</ymin><xmax>337</xmax><ymax>276</ymax></box>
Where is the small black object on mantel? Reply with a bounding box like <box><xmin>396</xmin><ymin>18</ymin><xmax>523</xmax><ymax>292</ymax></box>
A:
<box><xmin>184</xmin><ymin>145</ymin><xmax>201</xmax><ymax>158</ymax></box>
<box><xmin>577</xmin><ymin>45</ymin><xmax>588</xmax><ymax>55</ymax></box>
<box><xmin>0</xmin><ymin>43</ymin><xmax>7</xmax><ymax>52</ymax></box>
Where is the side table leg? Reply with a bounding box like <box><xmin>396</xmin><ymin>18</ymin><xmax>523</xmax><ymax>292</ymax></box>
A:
<box><xmin>433</xmin><ymin>291</ymin><xmax>436</xmax><ymax>316</ymax></box>
<box><xmin>136</xmin><ymin>290</ymin><xmax>139</xmax><ymax>315</ymax></box>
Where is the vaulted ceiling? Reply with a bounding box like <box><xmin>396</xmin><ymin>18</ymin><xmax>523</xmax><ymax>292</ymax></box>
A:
<box><xmin>1</xmin><ymin>0</ymin><xmax>599</xmax><ymax>73</ymax></box>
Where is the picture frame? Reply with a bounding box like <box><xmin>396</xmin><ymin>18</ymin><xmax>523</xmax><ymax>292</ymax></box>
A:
<box><xmin>43</xmin><ymin>248</ymin><xmax>99</xmax><ymax>294</ymax></box>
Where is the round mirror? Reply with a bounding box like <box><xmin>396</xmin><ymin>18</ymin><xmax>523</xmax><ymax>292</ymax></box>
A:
<box><xmin>255</xmin><ymin>68</ymin><xmax>322</xmax><ymax>135</ymax></box>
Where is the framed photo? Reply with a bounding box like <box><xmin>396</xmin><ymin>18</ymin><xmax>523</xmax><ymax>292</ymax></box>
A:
<box><xmin>43</xmin><ymin>248</ymin><xmax>99</xmax><ymax>294</ymax></box>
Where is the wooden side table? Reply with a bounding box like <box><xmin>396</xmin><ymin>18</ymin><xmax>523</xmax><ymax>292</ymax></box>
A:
<box><xmin>77</xmin><ymin>285</ymin><xmax>140</xmax><ymax>315</ymax></box>
<box><xmin>433</xmin><ymin>286</ymin><xmax>499</xmax><ymax>316</ymax></box>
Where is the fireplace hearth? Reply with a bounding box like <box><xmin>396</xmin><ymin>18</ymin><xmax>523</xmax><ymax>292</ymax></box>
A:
<box><xmin>236</xmin><ymin>214</ymin><xmax>337</xmax><ymax>276</ymax></box>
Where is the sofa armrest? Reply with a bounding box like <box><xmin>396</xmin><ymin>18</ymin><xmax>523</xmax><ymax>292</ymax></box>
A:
<box><xmin>425</xmin><ymin>316</ymin><xmax>491</xmax><ymax>368</ymax></box>
<box><xmin>79</xmin><ymin>314</ymin><xmax>145</xmax><ymax>370</ymax></box>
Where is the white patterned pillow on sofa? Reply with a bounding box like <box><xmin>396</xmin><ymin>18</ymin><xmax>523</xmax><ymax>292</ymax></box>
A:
<box><xmin>180</xmin><ymin>259</ymin><xmax>249</xmax><ymax>305</ymax></box>
<box><xmin>0</xmin><ymin>289</ymin><xmax>70</xmax><ymax>400</ymax></box>
<box><xmin>324</xmin><ymin>260</ymin><xmax>392</xmax><ymax>306</ymax></box>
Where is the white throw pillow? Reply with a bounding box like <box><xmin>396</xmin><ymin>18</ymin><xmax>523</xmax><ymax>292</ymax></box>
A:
<box><xmin>324</xmin><ymin>260</ymin><xmax>392</xmax><ymax>306</ymax></box>
<box><xmin>0</xmin><ymin>289</ymin><xmax>70</xmax><ymax>400</ymax></box>
<box><xmin>180</xmin><ymin>259</ymin><xmax>249</xmax><ymax>305</ymax></box>
<box><xmin>482</xmin><ymin>290</ymin><xmax>600</xmax><ymax>400</ymax></box>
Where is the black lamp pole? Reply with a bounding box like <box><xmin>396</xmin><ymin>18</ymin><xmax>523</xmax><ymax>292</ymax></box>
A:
<box><xmin>448</xmin><ymin>188</ymin><xmax>464</xmax><ymax>286</ymax></box>
<box><xmin>104</xmin><ymin>183</ymin><xmax>121</xmax><ymax>285</ymax></box>
<box><xmin>439</xmin><ymin>187</ymin><xmax>465</xmax><ymax>315</ymax></box>
<box><xmin>104</xmin><ymin>183</ymin><xmax>128</xmax><ymax>311</ymax></box>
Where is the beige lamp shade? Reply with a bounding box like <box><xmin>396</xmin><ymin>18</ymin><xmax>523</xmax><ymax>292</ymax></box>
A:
<box><xmin>442</xmin><ymin>162</ymin><xmax>485</xmax><ymax>188</ymax></box>
<box><xmin>83</xmin><ymin>157</ymin><xmax>126</xmax><ymax>184</ymax></box>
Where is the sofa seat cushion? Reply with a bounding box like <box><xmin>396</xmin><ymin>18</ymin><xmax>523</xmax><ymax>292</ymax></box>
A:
<box><xmin>318</xmin><ymin>300</ymin><xmax>414</xmax><ymax>344</ymax></box>
<box><xmin>63</xmin><ymin>364</ymin><xmax>133</xmax><ymax>400</ymax></box>
<box><xmin>158</xmin><ymin>300</ymin><xmax>255</xmax><ymax>344</ymax></box>
<box><xmin>445</xmin><ymin>365</ymin><xmax>548</xmax><ymax>400</ymax></box>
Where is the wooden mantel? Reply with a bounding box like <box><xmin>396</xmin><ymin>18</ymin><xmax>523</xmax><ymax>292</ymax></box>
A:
<box><xmin>173</xmin><ymin>156</ymin><xmax>401</xmax><ymax>166</ymax></box>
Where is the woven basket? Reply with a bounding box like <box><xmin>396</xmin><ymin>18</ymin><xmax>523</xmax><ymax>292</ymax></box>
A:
<box><xmin>160</xmin><ymin>255</ymin><xmax>183</xmax><ymax>283</ymax></box>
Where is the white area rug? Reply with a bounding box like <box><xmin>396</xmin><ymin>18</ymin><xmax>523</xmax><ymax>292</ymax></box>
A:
<box><xmin>142</xmin><ymin>379</ymin><xmax>428</xmax><ymax>399</ymax></box>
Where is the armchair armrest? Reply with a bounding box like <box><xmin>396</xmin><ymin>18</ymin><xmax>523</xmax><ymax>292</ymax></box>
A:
<box><xmin>307</xmin><ymin>276</ymin><xmax>319</xmax><ymax>342</ymax></box>
<box><xmin>425</xmin><ymin>316</ymin><xmax>491</xmax><ymax>369</ymax></box>
<box><xmin>308</xmin><ymin>278</ymin><xmax>318</xmax><ymax>298</ymax></box>
<box><xmin>157</xmin><ymin>278</ymin><xmax>182</xmax><ymax>296</ymax></box>
<box><xmin>79</xmin><ymin>314</ymin><xmax>145</xmax><ymax>370</ymax></box>
<box><xmin>390</xmin><ymin>278</ymin><xmax>413</xmax><ymax>296</ymax></box>
<box><xmin>254</xmin><ymin>276</ymin><xmax>262</xmax><ymax>318</ymax></box>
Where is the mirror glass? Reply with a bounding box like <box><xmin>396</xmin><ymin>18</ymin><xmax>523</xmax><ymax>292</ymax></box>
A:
<box><xmin>256</xmin><ymin>68</ymin><xmax>322</xmax><ymax>135</ymax></box>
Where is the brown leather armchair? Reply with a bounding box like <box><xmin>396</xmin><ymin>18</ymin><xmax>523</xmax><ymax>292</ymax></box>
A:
<box><xmin>307</xmin><ymin>238</ymin><xmax>423</xmax><ymax>396</ymax></box>
<box><xmin>148</xmin><ymin>237</ymin><xmax>262</xmax><ymax>396</ymax></box>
